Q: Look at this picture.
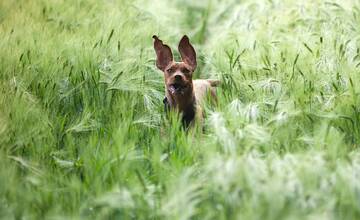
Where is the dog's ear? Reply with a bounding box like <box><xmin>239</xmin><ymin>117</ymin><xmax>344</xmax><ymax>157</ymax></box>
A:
<box><xmin>178</xmin><ymin>35</ymin><xmax>197</xmax><ymax>71</ymax></box>
<box><xmin>153</xmin><ymin>35</ymin><xmax>173</xmax><ymax>71</ymax></box>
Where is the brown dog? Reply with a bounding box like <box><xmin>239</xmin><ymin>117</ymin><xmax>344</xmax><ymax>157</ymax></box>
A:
<box><xmin>153</xmin><ymin>35</ymin><xmax>219</xmax><ymax>127</ymax></box>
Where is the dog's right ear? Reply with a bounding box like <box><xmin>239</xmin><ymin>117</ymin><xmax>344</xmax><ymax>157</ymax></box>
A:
<box><xmin>153</xmin><ymin>35</ymin><xmax>173</xmax><ymax>71</ymax></box>
<box><xmin>178</xmin><ymin>35</ymin><xmax>197</xmax><ymax>71</ymax></box>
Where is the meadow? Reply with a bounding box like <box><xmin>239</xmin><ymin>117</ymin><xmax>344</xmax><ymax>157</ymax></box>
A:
<box><xmin>1</xmin><ymin>0</ymin><xmax>360</xmax><ymax>219</ymax></box>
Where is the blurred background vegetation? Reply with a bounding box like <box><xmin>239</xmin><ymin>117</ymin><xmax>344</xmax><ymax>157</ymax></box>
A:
<box><xmin>1</xmin><ymin>0</ymin><xmax>360</xmax><ymax>219</ymax></box>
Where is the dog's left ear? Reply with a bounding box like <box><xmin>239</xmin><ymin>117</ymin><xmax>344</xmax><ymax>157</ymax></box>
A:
<box><xmin>153</xmin><ymin>35</ymin><xmax>173</xmax><ymax>72</ymax></box>
<box><xmin>178</xmin><ymin>35</ymin><xmax>197</xmax><ymax>72</ymax></box>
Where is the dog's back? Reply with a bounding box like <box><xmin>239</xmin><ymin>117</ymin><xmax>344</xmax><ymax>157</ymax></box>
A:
<box><xmin>193</xmin><ymin>79</ymin><xmax>220</xmax><ymax>123</ymax></box>
<box><xmin>193</xmin><ymin>79</ymin><xmax>219</xmax><ymax>104</ymax></box>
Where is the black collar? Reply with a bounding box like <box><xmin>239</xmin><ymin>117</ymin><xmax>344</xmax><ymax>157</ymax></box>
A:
<box><xmin>163</xmin><ymin>96</ymin><xmax>170</xmax><ymax>112</ymax></box>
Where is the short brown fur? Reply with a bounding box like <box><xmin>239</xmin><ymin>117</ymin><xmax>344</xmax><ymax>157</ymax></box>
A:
<box><xmin>153</xmin><ymin>35</ymin><xmax>220</xmax><ymax>127</ymax></box>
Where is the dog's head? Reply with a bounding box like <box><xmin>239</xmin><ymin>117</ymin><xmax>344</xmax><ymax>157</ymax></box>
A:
<box><xmin>153</xmin><ymin>35</ymin><xmax>197</xmax><ymax>96</ymax></box>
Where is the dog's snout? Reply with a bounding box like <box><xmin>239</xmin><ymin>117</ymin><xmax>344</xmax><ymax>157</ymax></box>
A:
<box><xmin>174</xmin><ymin>74</ymin><xmax>182</xmax><ymax>81</ymax></box>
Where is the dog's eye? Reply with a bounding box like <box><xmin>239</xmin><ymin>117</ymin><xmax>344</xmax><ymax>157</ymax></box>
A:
<box><xmin>167</xmin><ymin>67</ymin><xmax>175</xmax><ymax>74</ymax></box>
<box><xmin>181</xmin><ymin>68</ymin><xmax>190</xmax><ymax>74</ymax></box>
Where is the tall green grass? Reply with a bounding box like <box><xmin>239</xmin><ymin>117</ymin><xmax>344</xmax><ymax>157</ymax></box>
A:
<box><xmin>1</xmin><ymin>0</ymin><xmax>360</xmax><ymax>219</ymax></box>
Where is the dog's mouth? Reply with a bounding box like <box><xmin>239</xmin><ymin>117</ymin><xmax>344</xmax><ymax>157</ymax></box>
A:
<box><xmin>168</xmin><ymin>83</ymin><xmax>187</xmax><ymax>95</ymax></box>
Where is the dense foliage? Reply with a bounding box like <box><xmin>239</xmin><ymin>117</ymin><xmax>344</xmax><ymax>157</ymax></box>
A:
<box><xmin>1</xmin><ymin>0</ymin><xmax>360</xmax><ymax>219</ymax></box>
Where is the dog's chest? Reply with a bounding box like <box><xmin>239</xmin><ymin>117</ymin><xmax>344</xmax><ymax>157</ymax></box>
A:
<box><xmin>163</xmin><ymin>97</ymin><xmax>197</xmax><ymax>126</ymax></box>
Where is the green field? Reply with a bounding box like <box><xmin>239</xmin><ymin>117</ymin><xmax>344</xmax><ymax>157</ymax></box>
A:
<box><xmin>1</xmin><ymin>0</ymin><xmax>360</xmax><ymax>219</ymax></box>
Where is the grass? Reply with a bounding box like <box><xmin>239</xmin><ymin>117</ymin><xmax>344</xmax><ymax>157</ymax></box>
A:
<box><xmin>1</xmin><ymin>0</ymin><xmax>360</xmax><ymax>219</ymax></box>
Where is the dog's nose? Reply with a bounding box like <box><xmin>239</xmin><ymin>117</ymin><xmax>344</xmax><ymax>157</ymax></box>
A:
<box><xmin>174</xmin><ymin>75</ymin><xmax>182</xmax><ymax>81</ymax></box>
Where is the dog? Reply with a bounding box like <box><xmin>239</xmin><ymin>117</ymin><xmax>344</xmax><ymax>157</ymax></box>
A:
<box><xmin>153</xmin><ymin>35</ymin><xmax>220</xmax><ymax>127</ymax></box>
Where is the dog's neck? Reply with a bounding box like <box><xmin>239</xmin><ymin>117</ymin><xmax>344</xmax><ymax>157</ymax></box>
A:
<box><xmin>165</xmin><ymin>84</ymin><xmax>196</xmax><ymax>126</ymax></box>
